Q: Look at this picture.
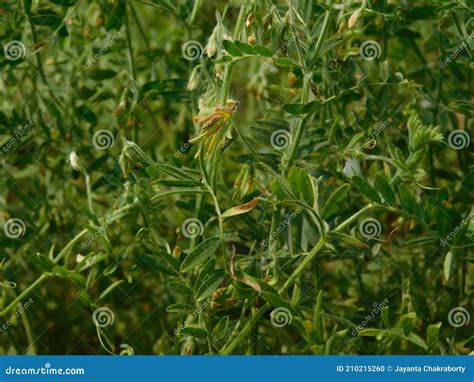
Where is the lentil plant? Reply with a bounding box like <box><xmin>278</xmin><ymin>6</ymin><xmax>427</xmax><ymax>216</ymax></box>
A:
<box><xmin>0</xmin><ymin>0</ymin><xmax>472</xmax><ymax>355</ymax></box>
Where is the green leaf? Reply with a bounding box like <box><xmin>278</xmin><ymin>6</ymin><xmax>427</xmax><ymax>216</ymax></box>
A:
<box><xmin>49</xmin><ymin>0</ymin><xmax>77</xmax><ymax>6</ymax></box>
<box><xmin>314</xmin><ymin>290</ymin><xmax>323</xmax><ymax>341</ymax></box>
<box><xmin>283</xmin><ymin>103</ymin><xmax>305</xmax><ymax>115</ymax></box>
<box><xmin>374</xmin><ymin>175</ymin><xmax>396</xmax><ymax>206</ymax></box>
<box><xmin>22</xmin><ymin>0</ymin><xmax>32</xmax><ymax>14</ymax></box>
<box><xmin>352</xmin><ymin>176</ymin><xmax>381</xmax><ymax>203</ymax></box>
<box><xmin>321</xmin><ymin>184</ymin><xmax>350</xmax><ymax>220</ymax></box>
<box><xmin>234</xmin><ymin>41</ymin><xmax>255</xmax><ymax>55</ymax></box>
<box><xmin>98</xmin><ymin>280</ymin><xmax>125</xmax><ymax>302</ymax></box>
<box><xmin>27</xmin><ymin>252</ymin><xmax>55</xmax><ymax>273</ymax></box>
<box><xmin>398</xmin><ymin>184</ymin><xmax>416</xmax><ymax>214</ymax></box>
<box><xmin>105</xmin><ymin>1</ymin><xmax>126</xmax><ymax>30</ymax></box>
<box><xmin>167</xmin><ymin>281</ymin><xmax>193</xmax><ymax>295</ymax></box>
<box><xmin>135</xmin><ymin>253</ymin><xmax>179</xmax><ymax>276</ymax></box>
<box><xmin>196</xmin><ymin>271</ymin><xmax>225</xmax><ymax>302</ymax></box>
<box><xmin>358</xmin><ymin>329</ymin><xmax>385</xmax><ymax>338</ymax></box>
<box><xmin>180</xmin><ymin>325</ymin><xmax>208</xmax><ymax>338</ymax></box>
<box><xmin>86</xmin><ymin>69</ymin><xmax>118</xmax><ymax>81</ymax></box>
<box><xmin>223</xmin><ymin>40</ymin><xmax>242</xmax><ymax>56</ymax></box>
<box><xmin>274</xmin><ymin>57</ymin><xmax>294</xmax><ymax>66</ymax></box>
<box><xmin>253</xmin><ymin>45</ymin><xmax>273</xmax><ymax>57</ymax></box>
<box><xmin>52</xmin><ymin>266</ymin><xmax>86</xmax><ymax>289</ymax></box>
<box><xmin>156</xmin><ymin>179</ymin><xmax>203</xmax><ymax>188</ymax></box>
<box><xmin>180</xmin><ymin>237</ymin><xmax>221</xmax><ymax>272</ymax></box>
<box><xmin>30</xmin><ymin>10</ymin><xmax>62</xmax><ymax>27</ymax></box>
<box><xmin>405</xmin><ymin>333</ymin><xmax>428</xmax><ymax>350</ymax></box>
<box><xmin>326</xmin><ymin>232</ymin><xmax>369</xmax><ymax>248</ymax></box>
<box><xmin>166</xmin><ymin>303</ymin><xmax>195</xmax><ymax>313</ymax></box>
<box><xmin>426</xmin><ymin>322</ymin><xmax>441</xmax><ymax>348</ymax></box>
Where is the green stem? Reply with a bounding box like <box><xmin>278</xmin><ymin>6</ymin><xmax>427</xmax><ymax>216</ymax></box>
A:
<box><xmin>220</xmin><ymin>237</ymin><xmax>326</xmax><ymax>354</ymax></box>
<box><xmin>124</xmin><ymin>7</ymin><xmax>138</xmax><ymax>81</ymax></box>
<box><xmin>221</xmin><ymin>63</ymin><xmax>235</xmax><ymax>104</ymax></box>
<box><xmin>0</xmin><ymin>274</ymin><xmax>50</xmax><ymax>318</ymax></box>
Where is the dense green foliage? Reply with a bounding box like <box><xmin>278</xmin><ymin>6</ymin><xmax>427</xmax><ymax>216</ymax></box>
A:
<box><xmin>0</xmin><ymin>0</ymin><xmax>472</xmax><ymax>355</ymax></box>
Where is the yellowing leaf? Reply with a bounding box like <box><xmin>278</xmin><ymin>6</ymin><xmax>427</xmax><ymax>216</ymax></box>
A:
<box><xmin>222</xmin><ymin>198</ymin><xmax>259</xmax><ymax>218</ymax></box>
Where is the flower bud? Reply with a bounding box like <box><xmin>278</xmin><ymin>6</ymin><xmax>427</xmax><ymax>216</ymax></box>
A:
<box><xmin>343</xmin><ymin>158</ymin><xmax>361</xmax><ymax>178</ymax></box>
